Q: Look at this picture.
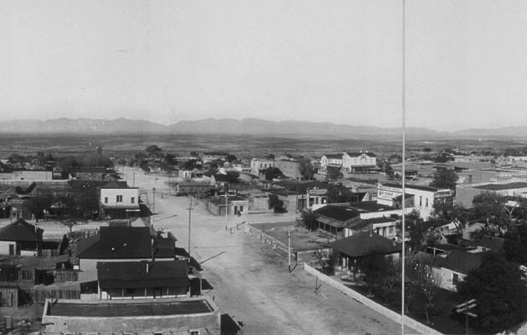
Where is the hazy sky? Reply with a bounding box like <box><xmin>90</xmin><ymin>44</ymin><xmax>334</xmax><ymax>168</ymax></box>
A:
<box><xmin>1</xmin><ymin>0</ymin><xmax>526</xmax><ymax>131</ymax></box>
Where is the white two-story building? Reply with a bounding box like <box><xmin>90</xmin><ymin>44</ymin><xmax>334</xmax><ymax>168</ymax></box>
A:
<box><xmin>100</xmin><ymin>181</ymin><xmax>140</xmax><ymax>219</ymax></box>
<box><xmin>320</xmin><ymin>152</ymin><xmax>377</xmax><ymax>174</ymax></box>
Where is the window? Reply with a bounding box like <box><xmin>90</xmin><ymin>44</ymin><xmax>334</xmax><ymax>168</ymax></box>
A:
<box><xmin>116</xmin><ymin>195</ymin><xmax>123</xmax><ymax>203</ymax></box>
<box><xmin>425</xmin><ymin>198</ymin><xmax>429</xmax><ymax>208</ymax></box>
<box><xmin>419</xmin><ymin>196</ymin><xmax>422</xmax><ymax>207</ymax></box>
<box><xmin>153</xmin><ymin>332</ymin><xmax>163</xmax><ymax>335</ymax></box>
<box><xmin>452</xmin><ymin>273</ymin><xmax>459</xmax><ymax>285</ymax></box>
<box><xmin>131</xmin><ymin>197</ymin><xmax>135</xmax><ymax>204</ymax></box>
<box><xmin>190</xmin><ymin>331</ymin><xmax>200</xmax><ymax>335</ymax></box>
<box><xmin>104</xmin><ymin>197</ymin><xmax>108</xmax><ymax>204</ymax></box>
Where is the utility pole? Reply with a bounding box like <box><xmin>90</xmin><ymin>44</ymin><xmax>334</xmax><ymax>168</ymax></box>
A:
<box><xmin>168</xmin><ymin>171</ymin><xmax>171</xmax><ymax>196</ymax></box>
<box><xmin>132</xmin><ymin>172</ymin><xmax>135</xmax><ymax>187</ymax></box>
<box><xmin>288</xmin><ymin>228</ymin><xmax>291</xmax><ymax>271</ymax></box>
<box><xmin>224</xmin><ymin>193</ymin><xmax>228</xmax><ymax>231</ymax></box>
<box><xmin>188</xmin><ymin>194</ymin><xmax>193</xmax><ymax>263</ymax></box>
<box><xmin>152</xmin><ymin>187</ymin><xmax>156</xmax><ymax>222</ymax></box>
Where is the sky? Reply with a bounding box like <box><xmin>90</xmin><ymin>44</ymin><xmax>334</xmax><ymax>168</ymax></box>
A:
<box><xmin>1</xmin><ymin>0</ymin><xmax>527</xmax><ymax>131</ymax></box>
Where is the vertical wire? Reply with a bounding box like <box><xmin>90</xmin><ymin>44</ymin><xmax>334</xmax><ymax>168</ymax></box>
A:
<box><xmin>401</xmin><ymin>0</ymin><xmax>407</xmax><ymax>333</ymax></box>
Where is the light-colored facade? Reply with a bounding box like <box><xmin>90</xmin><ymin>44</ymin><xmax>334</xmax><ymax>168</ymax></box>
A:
<box><xmin>320</xmin><ymin>152</ymin><xmax>377</xmax><ymax>173</ymax></box>
<box><xmin>274</xmin><ymin>159</ymin><xmax>302</xmax><ymax>179</ymax></box>
<box><xmin>250</xmin><ymin>158</ymin><xmax>274</xmax><ymax>175</ymax></box>
<box><xmin>101</xmin><ymin>187</ymin><xmax>139</xmax><ymax>207</ymax></box>
<box><xmin>455</xmin><ymin>180</ymin><xmax>527</xmax><ymax>208</ymax></box>
<box><xmin>377</xmin><ymin>183</ymin><xmax>452</xmax><ymax>219</ymax></box>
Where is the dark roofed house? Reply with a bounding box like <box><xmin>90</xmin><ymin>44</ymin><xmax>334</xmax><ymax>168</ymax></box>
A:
<box><xmin>432</xmin><ymin>250</ymin><xmax>487</xmax><ymax>292</ymax></box>
<box><xmin>96</xmin><ymin>260</ymin><xmax>190</xmax><ymax>300</ymax></box>
<box><xmin>76</xmin><ymin>226</ymin><xmax>176</xmax><ymax>276</ymax></box>
<box><xmin>328</xmin><ymin>231</ymin><xmax>402</xmax><ymax>276</ymax></box>
<box><xmin>0</xmin><ymin>219</ymin><xmax>43</xmax><ymax>256</ymax></box>
<box><xmin>314</xmin><ymin>205</ymin><xmax>361</xmax><ymax>239</ymax></box>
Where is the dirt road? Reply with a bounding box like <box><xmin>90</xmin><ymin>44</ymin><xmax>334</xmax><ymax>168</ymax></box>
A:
<box><xmin>126</xmin><ymin>167</ymin><xmax>417</xmax><ymax>335</ymax></box>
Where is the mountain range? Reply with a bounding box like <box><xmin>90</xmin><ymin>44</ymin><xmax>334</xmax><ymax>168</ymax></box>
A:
<box><xmin>0</xmin><ymin>117</ymin><xmax>526</xmax><ymax>139</ymax></box>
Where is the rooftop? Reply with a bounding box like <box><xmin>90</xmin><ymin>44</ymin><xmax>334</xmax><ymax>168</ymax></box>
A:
<box><xmin>382</xmin><ymin>183</ymin><xmax>443</xmax><ymax>192</ymax></box>
<box><xmin>77</xmin><ymin>227</ymin><xmax>174</xmax><ymax>260</ymax></box>
<box><xmin>0</xmin><ymin>219</ymin><xmax>42</xmax><ymax>242</ymax></box>
<box><xmin>329</xmin><ymin>231</ymin><xmax>401</xmax><ymax>258</ymax></box>
<box><xmin>314</xmin><ymin>205</ymin><xmax>360</xmax><ymax>222</ymax></box>
<box><xmin>348</xmin><ymin>201</ymin><xmax>398</xmax><ymax>213</ymax></box>
<box><xmin>435</xmin><ymin>250</ymin><xmax>487</xmax><ymax>274</ymax></box>
<box><xmin>45</xmin><ymin>299</ymin><xmax>214</xmax><ymax>317</ymax></box>
<box><xmin>101</xmin><ymin>180</ymin><xmax>135</xmax><ymax>189</ymax></box>
<box><xmin>97</xmin><ymin>260</ymin><xmax>189</xmax><ymax>289</ymax></box>
<box><xmin>474</xmin><ymin>182</ymin><xmax>527</xmax><ymax>191</ymax></box>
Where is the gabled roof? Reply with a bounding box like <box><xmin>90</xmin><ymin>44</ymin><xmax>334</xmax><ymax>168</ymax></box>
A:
<box><xmin>213</xmin><ymin>172</ymin><xmax>239</xmax><ymax>183</ymax></box>
<box><xmin>435</xmin><ymin>250</ymin><xmax>486</xmax><ymax>275</ymax></box>
<box><xmin>97</xmin><ymin>260</ymin><xmax>189</xmax><ymax>289</ymax></box>
<box><xmin>348</xmin><ymin>201</ymin><xmax>397</xmax><ymax>213</ymax></box>
<box><xmin>100</xmin><ymin>181</ymin><xmax>132</xmax><ymax>189</ymax></box>
<box><xmin>314</xmin><ymin>205</ymin><xmax>360</xmax><ymax>222</ymax></box>
<box><xmin>464</xmin><ymin>236</ymin><xmax>505</xmax><ymax>251</ymax></box>
<box><xmin>77</xmin><ymin>227</ymin><xmax>173</xmax><ymax>260</ymax></box>
<box><xmin>347</xmin><ymin>152</ymin><xmax>376</xmax><ymax>158</ymax></box>
<box><xmin>329</xmin><ymin>231</ymin><xmax>401</xmax><ymax>258</ymax></box>
<box><xmin>324</xmin><ymin>153</ymin><xmax>344</xmax><ymax>160</ymax></box>
<box><xmin>0</xmin><ymin>219</ymin><xmax>42</xmax><ymax>242</ymax></box>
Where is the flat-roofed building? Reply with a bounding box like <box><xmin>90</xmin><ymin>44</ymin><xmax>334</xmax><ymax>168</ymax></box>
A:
<box><xmin>456</xmin><ymin>180</ymin><xmax>527</xmax><ymax>208</ymax></box>
<box><xmin>41</xmin><ymin>297</ymin><xmax>221</xmax><ymax>335</ymax></box>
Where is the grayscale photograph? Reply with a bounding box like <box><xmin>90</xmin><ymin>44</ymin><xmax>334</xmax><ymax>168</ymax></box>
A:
<box><xmin>1</xmin><ymin>0</ymin><xmax>527</xmax><ymax>334</ymax></box>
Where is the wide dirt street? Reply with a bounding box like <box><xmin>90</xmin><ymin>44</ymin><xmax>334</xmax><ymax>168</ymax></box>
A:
<box><xmin>0</xmin><ymin>167</ymin><xmax>418</xmax><ymax>335</ymax></box>
<box><xmin>124</xmin><ymin>167</ymin><xmax>418</xmax><ymax>335</ymax></box>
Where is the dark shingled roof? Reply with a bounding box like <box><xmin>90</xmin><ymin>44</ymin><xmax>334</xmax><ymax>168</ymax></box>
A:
<box><xmin>474</xmin><ymin>182</ymin><xmax>527</xmax><ymax>191</ymax></box>
<box><xmin>348</xmin><ymin>201</ymin><xmax>397</xmax><ymax>213</ymax></box>
<box><xmin>382</xmin><ymin>183</ymin><xmax>441</xmax><ymax>192</ymax></box>
<box><xmin>348</xmin><ymin>216</ymin><xmax>397</xmax><ymax>231</ymax></box>
<box><xmin>347</xmin><ymin>152</ymin><xmax>376</xmax><ymax>158</ymax></box>
<box><xmin>77</xmin><ymin>227</ymin><xmax>174</xmax><ymax>260</ymax></box>
<box><xmin>435</xmin><ymin>250</ymin><xmax>486</xmax><ymax>275</ymax></box>
<box><xmin>0</xmin><ymin>219</ymin><xmax>42</xmax><ymax>242</ymax></box>
<box><xmin>97</xmin><ymin>260</ymin><xmax>189</xmax><ymax>289</ymax></box>
<box><xmin>329</xmin><ymin>231</ymin><xmax>401</xmax><ymax>258</ymax></box>
<box><xmin>314</xmin><ymin>205</ymin><xmax>360</xmax><ymax>222</ymax></box>
<box><xmin>464</xmin><ymin>236</ymin><xmax>505</xmax><ymax>251</ymax></box>
<box><xmin>324</xmin><ymin>154</ymin><xmax>344</xmax><ymax>159</ymax></box>
<box><xmin>101</xmin><ymin>181</ymin><xmax>133</xmax><ymax>189</ymax></box>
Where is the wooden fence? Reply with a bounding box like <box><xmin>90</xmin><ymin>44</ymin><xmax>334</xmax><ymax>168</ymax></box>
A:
<box><xmin>29</xmin><ymin>288</ymin><xmax>80</xmax><ymax>303</ymax></box>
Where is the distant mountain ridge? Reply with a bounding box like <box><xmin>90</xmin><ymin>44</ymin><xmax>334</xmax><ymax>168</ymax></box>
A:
<box><xmin>0</xmin><ymin>117</ymin><xmax>526</xmax><ymax>139</ymax></box>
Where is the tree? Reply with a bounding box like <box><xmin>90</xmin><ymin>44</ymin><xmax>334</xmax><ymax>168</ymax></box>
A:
<box><xmin>301</xmin><ymin>209</ymin><xmax>318</xmax><ymax>231</ymax></box>
<box><xmin>407</xmin><ymin>256</ymin><xmax>441</xmax><ymax>324</ymax></box>
<box><xmin>298</xmin><ymin>157</ymin><xmax>315</xmax><ymax>180</ymax></box>
<box><xmin>29</xmin><ymin>187</ymin><xmax>53</xmax><ymax>221</ymax></box>
<box><xmin>357</xmin><ymin>252</ymin><xmax>390</xmax><ymax>296</ymax></box>
<box><xmin>225</xmin><ymin>154</ymin><xmax>237</xmax><ymax>163</ymax></box>
<box><xmin>326</xmin><ymin>167</ymin><xmax>343</xmax><ymax>181</ymax></box>
<box><xmin>145</xmin><ymin>145</ymin><xmax>163</xmax><ymax>156</ymax></box>
<box><xmin>432</xmin><ymin>201</ymin><xmax>470</xmax><ymax>243</ymax></box>
<box><xmin>403</xmin><ymin>211</ymin><xmax>441</xmax><ymax>255</ymax></box>
<box><xmin>268</xmin><ymin>194</ymin><xmax>286</xmax><ymax>213</ymax></box>
<box><xmin>503</xmin><ymin>225</ymin><xmax>527</xmax><ymax>265</ymax></box>
<box><xmin>472</xmin><ymin>192</ymin><xmax>510</xmax><ymax>233</ymax></box>
<box><xmin>457</xmin><ymin>252</ymin><xmax>527</xmax><ymax>334</ymax></box>
<box><xmin>264</xmin><ymin>167</ymin><xmax>283</xmax><ymax>181</ymax></box>
<box><xmin>430</xmin><ymin>168</ymin><xmax>458</xmax><ymax>190</ymax></box>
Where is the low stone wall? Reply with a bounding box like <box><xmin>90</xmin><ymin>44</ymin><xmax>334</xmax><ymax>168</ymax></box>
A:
<box><xmin>304</xmin><ymin>263</ymin><xmax>443</xmax><ymax>335</ymax></box>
